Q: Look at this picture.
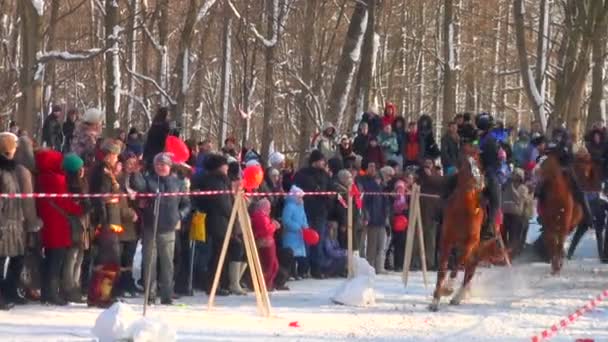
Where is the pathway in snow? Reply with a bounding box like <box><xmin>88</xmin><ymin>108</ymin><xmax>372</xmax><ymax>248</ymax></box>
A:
<box><xmin>0</xmin><ymin>221</ymin><xmax>606</xmax><ymax>341</ymax></box>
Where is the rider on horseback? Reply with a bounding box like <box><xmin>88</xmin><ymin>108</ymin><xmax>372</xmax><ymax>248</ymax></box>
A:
<box><xmin>539</xmin><ymin>126</ymin><xmax>595</xmax><ymax>227</ymax></box>
<box><xmin>441</xmin><ymin>113</ymin><xmax>501</xmax><ymax>241</ymax></box>
<box><xmin>475</xmin><ymin>113</ymin><xmax>502</xmax><ymax>240</ymax></box>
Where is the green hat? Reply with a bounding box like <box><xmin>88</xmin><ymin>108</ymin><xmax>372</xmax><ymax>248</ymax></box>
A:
<box><xmin>62</xmin><ymin>153</ymin><xmax>84</xmax><ymax>173</ymax></box>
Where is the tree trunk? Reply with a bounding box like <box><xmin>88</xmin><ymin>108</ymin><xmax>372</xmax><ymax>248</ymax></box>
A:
<box><xmin>352</xmin><ymin>0</ymin><xmax>376</xmax><ymax>127</ymax></box>
<box><xmin>297</xmin><ymin>0</ymin><xmax>316</xmax><ymax>166</ymax></box>
<box><xmin>442</xmin><ymin>0</ymin><xmax>456</xmax><ymax>122</ymax></box>
<box><xmin>261</xmin><ymin>0</ymin><xmax>278</xmax><ymax>163</ymax></box>
<box><xmin>45</xmin><ymin>0</ymin><xmax>61</xmax><ymax>107</ymax></box>
<box><xmin>174</xmin><ymin>0</ymin><xmax>201</xmax><ymax>132</ymax></box>
<box><xmin>219</xmin><ymin>0</ymin><xmax>232</xmax><ymax>147</ymax></box>
<box><xmin>325</xmin><ymin>1</ymin><xmax>368</xmax><ymax>127</ymax></box>
<box><xmin>587</xmin><ymin>12</ymin><xmax>607</xmax><ymax>129</ymax></box>
<box><xmin>513</xmin><ymin>0</ymin><xmax>546</xmax><ymax>132</ymax></box>
<box><xmin>158</xmin><ymin>0</ymin><xmax>169</xmax><ymax>107</ymax></box>
<box><xmin>17</xmin><ymin>0</ymin><xmax>44</xmax><ymax>136</ymax></box>
<box><xmin>126</xmin><ymin>0</ymin><xmax>140</xmax><ymax>128</ymax></box>
<box><xmin>105</xmin><ymin>0</ymin><xmax>120</xmax><ymax>136</ymax></box>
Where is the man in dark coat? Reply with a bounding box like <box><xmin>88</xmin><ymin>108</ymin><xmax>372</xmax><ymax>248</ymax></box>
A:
<box><xmin>293</xmin><ymin>150</ymin><xmax>332</xmax><ymax>278</ymax></box>
<box><xmin>441</xmin><ymin>121</ymin><xmax>460</xmax><ymax>175</ymax></box>
<box><xmin>62</xmin><ymin>109</ymin><xmax>79</xmax><ymax>153</ymax></box>
<box><xmin>131</xmin><ymin>152</ymin><xmax>191</xmax><ymax>304</ymax></box>
<box><xmin>476</xmin><ymin>113</ymin><xmax>502</xmax><ymax>240</ymax></box>
<box><xmin>143</xmin><ymin>107</ymin><xmax>171</xmax><ymax>171</ymax></box>
<box><xmin>353</xmin><ymin>122</ymin><xmax>371</xmax><ymax>157</ymax></box>
<box><xmin>42</xmin><ymin>105</ymin><xmax>64</xmax><ymax>151</ymax></box>
<box><xmin>191</xmin><ymin>154</ymin><xmax>240</xmax><ymax>296</ymax></box>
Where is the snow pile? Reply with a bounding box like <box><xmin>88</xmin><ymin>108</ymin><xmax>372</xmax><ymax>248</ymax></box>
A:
<box><xmin>128</xmin><ymin>317</ymin><xmax>176</xmax><ymax>342</ymax></box>
<box><xmin>331</xmin><ymin>256</ymin><xmax>376</xmax><ymax>307</ymax></box>
<box><xmin>92</xmin><ymin>302</ymin><xmax>176</xmax><ymax>342</ymax></box>
<box><xmin>92</xmin><ymin>303</ymin><xmax>138</xmax><ymax>342</ymax></box>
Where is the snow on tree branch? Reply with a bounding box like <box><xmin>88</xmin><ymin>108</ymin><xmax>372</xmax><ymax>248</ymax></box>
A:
<box><xmin>31</xmin><ymin>0</ymin><xmax>45</xmax><ymax>16</ymax></box>
<box><xmin>121</xmin><ymin>90</ymin><xmax>152</xmax><ymax>125</ymax></box>
<box><xmin>226</xmin><ymin>0</ymin><xmax>293</xmax><ymax>48</ymax></box>
<box><xmin>125</xmin><ymin>65</ymin><xmax>176</xmax><ymax>106</ymax></box>
<box><xmin>195</xmin><ymin>0</ymin><xmax>219</xmax><ymax>24</ymax></box>
<box><xmin>142</xmin><ymin>24</ymin><xmax>162</xmax><ymax>52</ymax></box>
<box><xmin>36</xmin><ymin>48</ymin><xmax>104</xmax><ymax>63</ymax></box>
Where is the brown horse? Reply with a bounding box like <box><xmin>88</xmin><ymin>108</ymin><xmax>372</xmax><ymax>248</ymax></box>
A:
<box><xmin>536</xmin><ymin>152</ymin><xmax>583</xmax><ymax>275</ymax></box>
<box><xmin>430</xmin><ymin>144</ymin><xmax>498</xmax><ymax>312</ymax></box>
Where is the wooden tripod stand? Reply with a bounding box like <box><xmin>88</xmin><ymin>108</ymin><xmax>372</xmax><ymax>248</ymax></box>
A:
<box><xmin>207</xmin><ymin>190</ymin><xmax>272</xmax><ymax>317</ymax></box>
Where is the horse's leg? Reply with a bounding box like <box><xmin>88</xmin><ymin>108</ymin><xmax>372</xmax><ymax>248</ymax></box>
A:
<box><xmin>450</xmin><ymin>244</ymin><xmax>477</xmax><ymax>306</ymax></box>
<box><xmin>430</xmin><ymin>241</ymin><xmax>451</xmax><ymax>312</ymax></box>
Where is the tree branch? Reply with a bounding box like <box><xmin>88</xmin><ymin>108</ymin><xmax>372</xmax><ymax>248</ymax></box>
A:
<box><xmin>36</xmin><ymin>48</ymin><xmax>105</xmax><ymax>63</ymax></box>
<box><xmin>125</xmin><ymin>65</ymin><xmax>176</xmax><ymax>106</ymax></box>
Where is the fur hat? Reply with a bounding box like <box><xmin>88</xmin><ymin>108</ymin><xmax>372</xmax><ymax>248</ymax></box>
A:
<box><xmin>512</xmin><ymin>168</ymin><xmax>525</xmax><ymax>180</ymax></box>
<box><xmin>204</xmin><ymin>153</ymin><xmax>228</xmax><ymax>172</ymax></box>
<box><xmin>83</xmin><ymin>108</ymin><xmax>104</xmax><ymax>124</ymax></box>
<box><xmin>268</xmin><ymin>152</ymin><xmax>285</xmax><ymax>167</ymax></box>
<box><xmin>0</xmin><ymin>132</ymin><xmax>19</xmax><ymax>158</ymax></box>
<box><xmin>308</xmin><ymin>149</ymin><xmax>325</xmax><ymax>165</ymax></box>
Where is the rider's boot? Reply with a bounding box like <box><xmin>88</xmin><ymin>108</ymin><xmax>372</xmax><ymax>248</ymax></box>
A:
<box><xmin>481</xmin><ymin>174</ymin><xmax>501</xmax><ymax>241</ymax></box>
<box><xmin>566</xmin><ymin>167</ymin><xmax>594</xmax><ymax>227</ymax></box>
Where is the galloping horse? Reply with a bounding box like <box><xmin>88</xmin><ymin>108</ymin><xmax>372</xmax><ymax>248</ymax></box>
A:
<box><xmin>535</xmin><ymin>151</ymin><xmax>583</xmax><ymax>274</ymax></box>
<box><xmin>430</xmin><ymin>144</ymin><xmax>499</xmax><ymax>311</ymax></box>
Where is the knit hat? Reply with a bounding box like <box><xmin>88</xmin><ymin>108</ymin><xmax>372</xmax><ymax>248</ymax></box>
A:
<box><xmin>83</xmin><ymin>108</ymin><xmax>104</xmax><ymax>124</ymax></box>
<box><xmin>204</xmin><ymin>153</ymin><xmax>228</xmax><ymax>172</ymax></box>
<box><xmin>268</xmin><ymin>152</ymin><xmax>285</xmax><ymax>167</ymax></box>
<box><xmin>289</xmin><ymin>185</ymin><xmax>305</xmax><ymax>197</ymax></box>
<box><xmin>308</xmin><ymin>149</ymin><xmax>325</xmax><ymax>165</ymax></box>
<box><xmin>0</xmin><ymin>132</ymin><xmax>18</xmax><ymax>158</ymax></box>
<box><xmin>101</xmin><ymin>139</ymin><xmax>121</xmax><ymax>155</ymax></box>
<box><xmin>245</xmin><ymin>159</ymin><xmax>260</xmax><ymax>168</ymax></box>
<box><xmin>62</xmin><ymin>153</ymin><xmax>84</xmax><ymax>173</ymax></box>
<box><xmin>154</xmin><ymin>152</ymin><xmax>173</xmax><ymax>166</ymax></box>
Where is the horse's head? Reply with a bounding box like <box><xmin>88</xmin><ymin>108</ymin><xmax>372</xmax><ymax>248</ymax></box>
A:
<box><xmin>536</xmin><ymin>152</ymin><xmax>561</xmax><ymax>181</ymax></box>
<box><xmin>458</xmin><ymin>145</ymin><xmax>484</xmax><ymax>191</ymax></box>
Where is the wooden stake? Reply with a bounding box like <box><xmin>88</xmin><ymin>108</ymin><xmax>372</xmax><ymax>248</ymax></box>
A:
<box><xmin>347</xmin><ymin>192</ymin><xmax>354</xmax><ymax>278</ymax></box>
<box><xmin>208</xmin><ymin>190</ymin><xmax>241</xmax><ymax>310</ymax></box>
<box><xmin>237</xmin><ymin>195</ymin><xmax>272</xmax><ymax>317</ymax></box>
<box><xmin>207</xmin><ymin>191</ymin><xmax>272</xmax><ymax>317</ymax></box>
<box><xmin>414</xmin><ymin>189</ymin><xmax>428</xmax><ymax>289</ymax></box>
<box><xmin>402</xmin><ymin>185</ymin><xmax>419</xmax><ymax>286</ymax></box>
<box><xmin>402</xmin><ymin>184</ymin><xmax>429</xmax><ymax>288</ymax></box>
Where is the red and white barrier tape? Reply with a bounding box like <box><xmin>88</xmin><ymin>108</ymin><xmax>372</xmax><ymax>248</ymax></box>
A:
<box><xmin>0</xmin><ymin>190</ymin><xmax>440</xmax><ymax>199</ymax></box>
<box><xmin>531</xmin><ymin>289</ymin><xmax>608</xmax><ymax>342</ymax></box>
<box><xmin>0</xmin><ymin>190</ymin><xmax>337</xmax><ymax>199</ymax></box>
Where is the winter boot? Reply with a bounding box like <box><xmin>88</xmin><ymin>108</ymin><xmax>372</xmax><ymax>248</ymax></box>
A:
<box><xmin>0</xmin><ymin>291</ymin><xmax>14</xmax><ymax>311</ymax></box>
<box><xmin>228</xmin><ymin>262</ymin><xmax>246</xmax><ymax>295</ymax></box>
<box><xmin>48</xmin><ymin>276</ymin><xmax>67</xmax><ymax>306</ymax></box>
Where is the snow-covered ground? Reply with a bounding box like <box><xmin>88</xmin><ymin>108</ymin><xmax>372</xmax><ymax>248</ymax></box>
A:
<box><xmin>0</xmin><ymin>221</ymin><xmax>607</xmax><ymax>342</ymax></box>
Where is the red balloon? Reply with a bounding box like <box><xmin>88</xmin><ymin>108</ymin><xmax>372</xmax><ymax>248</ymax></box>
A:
<box><xmin>165</xmin><ymin>135</ymin><xmax>190</xmax><ymax>164</ymax></box>
<box><xmin>242</xmin><ymin>165</ymin><xmax>264</xmax><ymax>191</ymax></box>
<box><xmin>302</xmin><ymin>228</ymin><xmax>320</xmax><ymax>246</ymax></box>
<box><xmin>392</xmin><ymin>215</ymin><xmax>408</xmax><ymax>232</ymax></box>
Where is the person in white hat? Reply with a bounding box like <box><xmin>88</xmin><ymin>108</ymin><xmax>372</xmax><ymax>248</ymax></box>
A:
<box><xmin>71</xmin><ymin>108</ymin><xmax>104</xmax><ymax>161</ymax></box>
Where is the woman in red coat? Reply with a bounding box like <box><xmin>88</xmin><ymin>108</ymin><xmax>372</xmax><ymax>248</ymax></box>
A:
<box><xmin>251</xmin><ymin>198</ymin><xmax>282</xmax><ymax>291</ymax></box>
<box><xmin>35</xmin><ymin>149</ymin><xmax>83</xmax><ymax>305</ymax></box>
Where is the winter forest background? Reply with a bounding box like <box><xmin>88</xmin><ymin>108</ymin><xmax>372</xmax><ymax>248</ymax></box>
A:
<box><xmin>0</xmin><ymin>0</ymin><xmax>607</xmax><ymax>163</ymax></box>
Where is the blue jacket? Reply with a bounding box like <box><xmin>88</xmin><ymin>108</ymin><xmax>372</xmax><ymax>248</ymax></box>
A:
<box><xmin>282</xmin><ymin>196</ymin><xmax>308</xmax><ymax>257</ymax></box>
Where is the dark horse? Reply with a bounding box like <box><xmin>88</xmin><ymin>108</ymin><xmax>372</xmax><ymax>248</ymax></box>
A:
<box><xmin>535</xmin><ymin>152</ymin><xmax>583</xmax><ymax>275</ymax></box>
<box><xmin>430</xmin><ymin>144</ymin><xmax>499</xmax><ymax>311</ymax></box>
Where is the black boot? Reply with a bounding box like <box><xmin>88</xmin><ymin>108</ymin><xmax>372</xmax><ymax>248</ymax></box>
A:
<box><xmin>0</xmin><ymin>292</ymin><xmax>15</xmax><ymax>311</ymax></box>
<box><xmin>567</xmin><ymin>169</ymin><xmax>594</xmax><ymax>227</ymax></box>
<box><xmin>567</xmin><ymin>224</ymin><xmax>589</xmax><ymax>259</ymax></box>
<box><xmin>48</xmin><ymin>276</ymin><xmax>67</xmax><ymax>306</ymax></box>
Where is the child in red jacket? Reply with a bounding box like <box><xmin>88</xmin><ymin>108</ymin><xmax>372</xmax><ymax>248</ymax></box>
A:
<box><xmin>251</xmin><ymin>198</ymin><xmax>285</xmax><ymax>290</ymax></box>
